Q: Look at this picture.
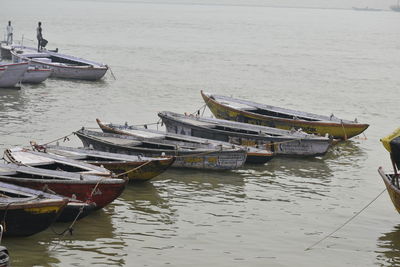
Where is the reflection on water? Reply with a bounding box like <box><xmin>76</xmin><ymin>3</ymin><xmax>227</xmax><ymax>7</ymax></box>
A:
<box><xmin>324</xmin><ymin>140</ymin><xmax>367</xmax><ymax>170</ymax></box>
<box><xmin>119</xmin><ymin>181</ymin><xmax>177</xmax><ymax>225</ymax></box>
<box><xmin>163</xmin><ymin>169</ymin><xmax>246</xmax><ymax>202</ymax></box>
<box><xmin>236</xmin><ymin>156</ymin><xmax>333</xmax><ymax>201</ymax></box>
<box><xmin>5</xmin><ymin>208</ymin><xmax>125</xmax><ymax>266</ymax></box>
<box><xmin>0</xmin><ymin>89</ymin><xmax>26</xmax><ymax>124</ymax></box>
<box><xmin>376</xmin><ymin>224</ymin><xmax>400</xmax><ymax>267</ymax></box>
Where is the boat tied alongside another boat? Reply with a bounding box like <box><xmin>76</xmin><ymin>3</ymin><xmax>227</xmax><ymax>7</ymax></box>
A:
<box><xmin>74</xmin><ymin>128</ymin><xmax>248</xmax><ymax>170</ymax></box>
<box><xmin>0</xmin><ymin>181</ymin><xmax>68</xmax><ymax>236</ymax></box>
<box><xmin>4</xmin><ymin>147</ymin><xmax>112</xmax><ymax>176</ymax></box>
<box><xmin>158</xmin><ymin>111</ymin><xmax>332</xmax><ymax>157</ymax></box>
<box><xmin>0</xmin><ymin>62</ymin><xmax>28</xmax><ymax>88</ymax></box>
<box><xmin>11</xmin><ymin>45</ymin><xmax>108</xmax><ymax>80</ymax></box>
<box><xmin>201</xmin><ymin>91</ymin><xmax>369</xmax><ymax>140</ymax></box>
<box><xmin>21</xmin><ymin>66</ymin><xmax>51</xmax><ymax>84</ymax></box>
<box><xmin>96</xmin><ymin>119</ymin><xmax>274</xmax><ymax>164</ymax></box>
<box><xmin>44</xmin><ymin>145</ymin><xmax>175</xmax><ymax>182</ymax></box>
<box><xmin>0</xmin><ymin>162</ymin><xmax>126</xmax><ymax>210</ymax></box>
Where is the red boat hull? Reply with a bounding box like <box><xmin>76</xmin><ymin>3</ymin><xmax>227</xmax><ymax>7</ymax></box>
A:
<box><xmin>0</xmin><ymin>178</ymin><xmax>126</xmax><ymax>210</ymax></box>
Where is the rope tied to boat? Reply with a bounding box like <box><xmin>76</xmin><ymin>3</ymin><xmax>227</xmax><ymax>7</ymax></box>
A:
<box><xmin>50</xmin><ymin>175</ymin><xmax>109</xmax><ymax>251</ymax></box>
<box><xmin>106</xmin><ymin>65</ymin><xmax>116</xmax><ymax>80</ymax></box>
<box><xmin>305</xmin><ymin>188</ymin><xmax>387</xmax><ymax>251</ymax></box>
<box><xmin>31</xmin><ymin>133</ymin><xmax>74</xmax><ymax>150</ymax></box>
<box><xmin>115</xmin><ymin>160</ymin><xmax>154</xmax><ymax>177</ymax></box>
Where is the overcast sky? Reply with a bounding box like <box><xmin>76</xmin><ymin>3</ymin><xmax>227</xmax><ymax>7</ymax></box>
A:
<box><xmin>140</xmin><ymin>0</ymin><xmax>399</xmax><ymax>9</ymax></box>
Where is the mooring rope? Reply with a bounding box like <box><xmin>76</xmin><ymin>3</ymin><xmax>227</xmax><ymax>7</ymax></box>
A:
<box><xmin>49</xmin><ymin>176</ymin><xmax>109</xmax><ymax>251</ymax></box>
<box><xmin>49</xmin><ymin>202</ymin><xmax>85</xmax><ymax>251</ymax></box>
<box><xmin>108</xmin><ymin>66</ymin><xmax>116</xmax><ymax>80</ymax></box>
<box><xmin>115</xmin><ymin>160</ymin><xmax>153</xmax><ymax>177</ymax></box>
<box><xmin>305</xmin><ymin>188</ymin><xmax>387</xmax><ymax>251</ymax></box>
<box><xmin>32</xmin><ymin>133</ymin><xmax>74</xmax><ymax>148</ymax></box>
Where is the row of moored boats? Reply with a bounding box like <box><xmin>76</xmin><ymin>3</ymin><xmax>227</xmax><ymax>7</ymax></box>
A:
<box><xmin>0</xmin><ymin>91</ymin><xmax>373</xmax><ymax>239</ymax></box>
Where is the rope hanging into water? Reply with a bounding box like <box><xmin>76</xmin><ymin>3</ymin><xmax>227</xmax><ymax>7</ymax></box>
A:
<box><xmin>107</xmin><ymin>65</ymin><xmax>116</xmax><ymax>80</ymax></box>
<box><xmin>49</xmin><ymin>175</ymin><xmax>108</xmax><ymax>251</ymax></box>
<box><xmin>305</xmin><ymin>188</ymin><xmax>387</xmax><ymax>251</ymax></box>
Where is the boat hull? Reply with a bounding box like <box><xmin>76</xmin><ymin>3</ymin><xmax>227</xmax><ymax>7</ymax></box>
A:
<box><xmin>0</xmin><ymin>62</ymin><xmax>28</xmax><ymax>87</ymax></box>
<box><xmin>56</xmin><ymin>201</ymin><xmax>97</xmax><ymax>222</ymax></box>
<box><xmin>90</xmin><ymin>158</ymin><xmax>175</xmax><ymax>181</ymax></box>
<box><xmin>0</xmin><ymin>199</ymin><xmax>66</xmax><ymax>236</ymax></box>
<box><xmin>202</xmin><ymin>91</ymin><xmax>369</xmax><ymax>140</ymax></box>
<box><xmin>159</xmin><ymin>112</ymin><xmax>331</xmax><ymax>156</ymax></box>
<box><xmin>0</xmin><ymin>176</ymin><xmax>126</xmax><ymax>210</ymax></box>
<box><xmin>11</xmin><ymin>46</ymin><xmax>108</xmax><ymax>80</ymax></box>
<box><xmin>22</xmin><ymin>68</ymin><xmax>51</xmax><ymax>83</ymax></box>
<box><xmin>379</xmin><ymin>167</ymin><xmax>400</xmax><ymax>213</ymax></box>
<box><xmin>35</xmin><ymin>60</ymin><xmax>108</xmax><ymax>80</ymax></box>
<box><xmin>76</xmin><ymin>131</ymin><xmax>247</xmax><ymax>170</ymax></box>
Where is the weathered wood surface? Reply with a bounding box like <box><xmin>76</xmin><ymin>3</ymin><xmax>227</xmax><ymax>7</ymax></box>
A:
<box><xmin>201</xmin><ymin>91</ymin><xmax>369</xmax><ymax>139</ymax></box>
<box><xmin>158</xmin><ymin>111</ymin><xmax>332</xmax><ymax>156</ymax></box>
<box><xmin>75</xmin><ymin>129</ymin><xmax>247</xmax><ymax>170</ymax></box>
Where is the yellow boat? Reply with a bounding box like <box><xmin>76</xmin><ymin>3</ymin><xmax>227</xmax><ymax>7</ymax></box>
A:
<box><xmin>379</xmin><ymin>128</ymin><xmax>400</xmax><ymax>213</ymax></box>
<box><xmin>45</xmin><ymin>145</ymin><xmax>175</xmax><ymax>182</ymax></box>
<box><xmin>201</xmin><ymin>91</ymin><xmax>369</xmax><ymax>140</ymax></box>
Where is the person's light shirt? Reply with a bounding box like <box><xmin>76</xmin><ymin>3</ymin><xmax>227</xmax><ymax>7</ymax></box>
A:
<box><xmin>6</xmin><ymin>25</ymin><xmax>12</xmax><ymax>35</ymax></box>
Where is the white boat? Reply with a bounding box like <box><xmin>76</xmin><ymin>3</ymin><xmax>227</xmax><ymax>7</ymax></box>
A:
<box><xmin>0</xmin><ymin>62</ymin><xmax>28</xmax><ymax>88</ymax></box>
<box><xmin>0</xmin><ymin>68</ymin><xmax>5</xmax><ymax>79</ymax></box>
<box><xmin>11</xmin><ymin>46</ymin><xmax>108</xmax><ymax>81</ymax></box>
<box><xmin>22</xmin><ymin>66</ymin><xmax>51</xmax><ymax>84</ymax></box>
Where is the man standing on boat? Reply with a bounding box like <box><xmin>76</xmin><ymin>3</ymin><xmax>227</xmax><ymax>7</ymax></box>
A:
<box><xmin>36</xmin><ymin>21</ymin><xmax>43</xmax><ymax>51</ymax></box>
<box><xmin>6</xmin><ymin>21</ymin><xmax>13</xmax><ymax>45</ymax></box>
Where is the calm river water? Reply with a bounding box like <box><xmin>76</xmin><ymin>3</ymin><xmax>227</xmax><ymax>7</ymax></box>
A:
<box><xmin>1</xmin><ymin>0</ymin><xmax>400</xmax><ymax>266</ymax></box>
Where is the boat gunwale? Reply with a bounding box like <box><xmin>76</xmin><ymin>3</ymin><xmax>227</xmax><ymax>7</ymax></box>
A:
<box><xmin>11</xmin><ymin>46</ymin><xmax>108</xmax><ymax>69</ymax></box>
<box><xmin>45</xmin><ymin>145</ymin><xmax>173</xmax><ymax>162</ymax></box>
<box><xmin>4</xmin><ymin>147</ymin><xmax>111</xmax><ymax>175</ymax></box>
<box><xmin>76</xmin><ymin>129</ymin><xmax>245</xmax><ymax>154</ymax></box>
<box><xmin>202</xmin><ymin>91</ymin><xmax>369</xmax><ymax>128</ymax></box>
<box><xmin>158</xmin><ymin>111</ymin><xmax>331</xmax><ymax>143</ymax></box>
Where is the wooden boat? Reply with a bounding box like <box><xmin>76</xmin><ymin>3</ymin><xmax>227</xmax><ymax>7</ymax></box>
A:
<box><xmin>4</xmin><ymin>147</ymin><xmax>112</xmax><ymax>176</ymax></box>
<box><xmin>201</xmin><ymin>91</ymin><xmax>369</xmax><ymax>140</ymax></box>
<box><xmin>378</xmin><ymin>167</ymin><xmax>400</xmax><ymax>213</ymax></box>
<box><xmin>0</xmin><ymin>62</ymin><xmax>28</xmax><ymax>88</ymax></box>
<box><xmin>11</xmin><ymin>46</ymin><xmax>108</xmax><ymax>80</ymax></box>
<box><xmin>21</xmin><ymin>66</ymin><xmax>51</xmax><ymax>84</ymax></box>
<box><xmin>97</xmin><ymin>119</ymin><xmax>274</xmax><ymax>164</ymax></box>
<box><xmin>379</xmin><ymin>128</ymin><xmax>400</xmax><ymax>213</ymax></box>
<box><xmin>0</xmin><ymin>181</ymin><xmax>68</xmax><ymax>236</ymax></box>
<box><xmin>158</xmin><ymin>111</ymin><xmax>332</xmax><ymax>157</ymax></box>
<box><xmin>44</xmin><ymin>145</ymin><xmax>175</xmax><ymax>182</ymax></box>
<box><xmin>75</xmin><ymin>128</ymin><xmax>248</xmax><ymax>170</ymax></box>
<box><xmin>0</xmin><ymin>162</ymin><xmax>126</xmax><ymax>210</ymax></box>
